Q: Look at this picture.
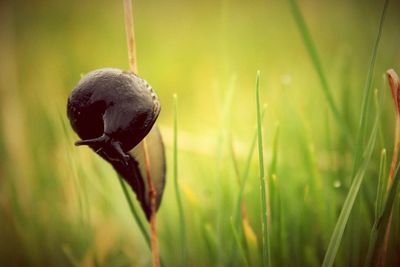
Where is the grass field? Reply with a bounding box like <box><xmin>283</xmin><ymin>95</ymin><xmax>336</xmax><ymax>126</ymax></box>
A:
<box><xmin>1</xmin><ymin>0</ymin><xmax>400</xmax><ymax>266</ymax></box>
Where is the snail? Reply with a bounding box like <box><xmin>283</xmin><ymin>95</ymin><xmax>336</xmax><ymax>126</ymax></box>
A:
<box><xmin>67</xmin><ymin>68</ymin><xmax>166</xmax><ymax>220</ymax></box>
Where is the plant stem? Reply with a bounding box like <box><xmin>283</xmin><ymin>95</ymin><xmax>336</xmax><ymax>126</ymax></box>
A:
<box><xmin>287</xmin><ymin>0</ymin><xmax>352</xmax><ymax>146</ymax></box>
<box><xmin>173</xmin><ymin>94</ymin><xmax>187</xmax><ymax>266</ymax></box>
<box><xmin>379</xmin><ymin>70</ymin><xmax>400</xmax><ymax>267</ymax></box>
<box><xmin>118</xmin><ymin>176</ymin><xmax>150</xmax><ymax>246</ymax></box>
<box><xmin>123</xmin><ymin>1</ymin><xmax>160</xmax><ymax>267</ymax></box>
<box><xmin>321</xmin><ymin>1</ymin><xmax>388</xmax><ymax>266</ymax></box>
<box><xmin>143</xmin><ymin>139</ymin><xmax>160</xmax><ymax>267</ymax></box>
<box><xmin>123</xmin><ymin>0</ymin><xmax>138</xmax><ymax>74</ymax></box>
<box><xmin>256</xmin><ymin>71</ymin><xmax>271</xmax><ymax>267</ymax></box>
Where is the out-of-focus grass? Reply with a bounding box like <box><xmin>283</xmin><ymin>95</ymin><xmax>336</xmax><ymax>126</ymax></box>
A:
<box><xmin>1</xmin><ymin>0</ymin><xmax>400</xmax><ymax>266</ymax></box>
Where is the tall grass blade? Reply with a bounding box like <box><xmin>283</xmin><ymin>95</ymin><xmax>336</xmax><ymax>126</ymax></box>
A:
<box><xmin>233</xmin><ymin>107</ymin><xmax>266</xmax><ymax>224</ymax></box>
<box><xmin>230</xmin><ymin>108</ymin><xmax>266</xmax><ymax>267</ymax></box>
<box><xmin>287</xmin><ymin>0</ymin><xmax>351</xmax><ymax>143</ymax></box>
<box><xmin>322</xmin><ymin>102</ymin><xmax>381</xmax><ymax>267</ymax></box>
<box><xmin>365</xmin><ymin>165</ymin><xmax>400</xmax><ymax>267</ymax></box>
<box><xmin>230</xmin><ymin>217</ymin><xmax>251</xmax><ymax>267</ymax></box>
<box><xmin>321</xmin><ymin>2</ymin><xmax>388</xmax><ymax>266</ymax></box>
<box><xmin>118</xmin><ymin>176</ymin><xmax>150</xmax><ymax>246</ymax></box>
<box><xmin>118</xmin><ymin>178</ymin><xmax>167</xmax><ymax>267</ymax></box>
<box><xmin>268</xmin><ymin>123</ymin><xmax>280</xmax><ymax>177</ymax></box>
<box><xmin>215</xmin><ymin>76</ymin><xmax>236</xmax><ymax>266</ymax></box>
<box><xmin>256</xmin><ymin>71</ymin><xmax>271</xmax><ymax>267</ymax></box>
<box><xmin>352</xmin><ymin>0</ymin><xmax>389</xmax><ymax>173</ymax></box>
<box><xmin>173</xmin><ymin>94</ymin><xmax>187</xmax><ymax>267</ymax></box>
<box><xmin>228</xmin><ymin>134</ymin><xmax>252</xmax><ymax>264</ymax></box>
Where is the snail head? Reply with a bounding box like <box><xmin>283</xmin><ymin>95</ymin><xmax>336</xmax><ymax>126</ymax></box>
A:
<box><xmin>75</xmin><ymin>134</ymin><xmax>130</xmax><ymax>165</ymax></box>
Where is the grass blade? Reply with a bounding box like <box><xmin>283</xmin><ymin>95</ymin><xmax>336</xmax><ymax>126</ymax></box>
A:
<box><xmin>322</xmin><ymin>99</ymin><xmax>381</xmax><ymax>267</ymax></box>
<box><xmin>118</xmin><ymin>177</ymin><xmax>166</xmax><ymax>267</ymax></box>
<box><xmin>230</xmin><ymin>107</ymin><xmax>266</xmax><ymax>267</ymax></box>
<box><xmin>365</xmin><ymin>165</ymin><xmax>400</xmax><ymax>267</ymax></box>
<box><xmin>233</xmin><ymin>107</ymin><xmax>266</xmax><ymax>224</ymax></box>
<box><xmin>287</xmin><ymin>0</ymin><xmax>351</xmax><ymax>143</ymax></box>
<box><xmin>352</xmin><ymin>0</ymin><xmax>389</xmax><ymax>173</ymax></box>
<box><xmin>118</xmin><ymin>176</ymin><xmax>150</xmax><ymax>246</ymax></box>
<box><xmin>321</xmin><ymin>1</ymin><xmax>389</xmax><ymax>266</ymax></box>
<box><xmin>173</xmin><ymin>94</ymin><xmax>187</xmax><ymax>266</ymax></box>
<box><xmin>268</xmin><ymin>123</ymin><xmax>280</xmax><ymax>177</ymax></box>
<box><xmin>256</xmin><ymin>71</ymin><xmax>271</xmax><ymax>267</ymax></box>
<box><xmin>230</xmin><ymin>217</ymin><xmax>251</xmax><ymax>267</ymax></box>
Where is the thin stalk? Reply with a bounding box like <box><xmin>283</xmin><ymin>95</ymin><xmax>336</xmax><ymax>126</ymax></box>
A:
<box><xmin>119</xmin><ymin>170</ymin><xmax>167</xmax><ymax>267</ymax></box>
<box><xmin>379</xmin><ymin>121</ymin><xmax>399</xmax><ymax>267</ymax></box>
<box><xmin>379</xmin><ymin>69</ymin><xmax>400</xmax><ymax>266</ymax></box>
<box><xmin>123</xmin><ymin>0</ymin><xmax>137</xmax><ymax>74</ymax></box>
<box><xmin>173</xmin><ymin>94</ymin><xmax>187</xmax><ymax>266</ymax></box>
<box><xmin>233</xmin><ymin>107</ymin><xmax>266</xmax><ymax>224</ymax></box>
<box><xmin>229</xmin><ymin>133</ymin><xmax>253</xmax><ymax>265</ymax></box>
<box><xmin>123</xmin><ymin>1</ymin><xmax>160</xmax><ymax>267</ymax></box>
<box><xmin>229</xmin><ymin>113</ymin><xmax>265</xmax><ymax>267</ymax></box>
<box><xmin>365</xmin><ymin>164</ymin><xmax>400</xmax><ymax>267</ymax></box>
<box><xmin>352</xmin><ymin>0</ymin><xmax>389</xmax><ymax>174</ymax></box>
<box><xmin>388</xmin><ymin>119</ymin><xmax>399</xmax><ymax>186</ymax></box>
<box><xmin>321</xmin><ymin>1</ymin><xmax>388</xmax><ymax>266</ymax></box>
<box><xmin>230</xmin><ymin>217</ymin><xmax>251</xmax><ymax>267</ymax></box>
<box><xmin>322</xmin><ymin>113</ymin><xmax>379</xmax><ymax>267</ymax></box>
<box><xmin>287</xmin><ymin>0</ymin><xmax>352</xmax><ymax>145</ymax></box>
<box><xmin>256</xmin><ymin>71</ymin><xmax>271</xmax><ymax>267</ymax></box>
<box><xmin>143</xmin><ymin>140</ymin><xmax>160</xmax><ymax>267</ymax></box>
<box><xmin>118</xmin><ymin>176</ymin><xmax>150</xmax><ymax>246</ymax></box>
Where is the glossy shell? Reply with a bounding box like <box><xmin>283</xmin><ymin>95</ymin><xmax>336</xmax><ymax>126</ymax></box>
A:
<box><xmin>66</xmin><ymin>68</ymin><xmax>165</xmax><ymax>220</ymax></box>
<box><xmin>67</xmin><ymin>68</ymin><xmax>160</xmax><ymax>152</ymax></box>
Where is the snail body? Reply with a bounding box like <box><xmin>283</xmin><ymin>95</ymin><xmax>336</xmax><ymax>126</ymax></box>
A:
<box><xmin>67</xmin><ymin>68</ymin><xmax>165</xmax><ymax>219</ymax></box>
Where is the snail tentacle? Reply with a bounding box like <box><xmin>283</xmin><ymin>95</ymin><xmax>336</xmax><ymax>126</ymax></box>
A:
<box><xmin>74</xmin><ymin>133</ymin><xmax>109</xmax><ymax>146</ymax></box>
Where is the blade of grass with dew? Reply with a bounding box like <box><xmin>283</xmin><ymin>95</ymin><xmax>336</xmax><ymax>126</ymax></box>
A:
<box><xmin>229</xmin><ymin>123</ymin><xmax>267</xmax><ymax>266</ymax></box>
<box><xmin>173</xmin><ymin>94</ymin><xmax>187</xmax><ymax>267</ymax></box>
<box><xmin>230</xmin><ymin>108</ymin><xmax>266</xmax><ymax>267</ymax></box>
<box><xmin>230</xmin><ymin>217</ymin><xmax>251</xmax><ymax>267</ymax></box>
<box><xmin>287</xmin><ymin>0</ymin><xmax>351</xmax><ymax>144</ymax></box>
<box><xmin>321</xmin><ymin>1</ymin><xmax>388</xmax><ymax>266</ymax></box>
<box><xmin>256</xmin><ymin>71</ymin><xmax>271</xmax><ymax>267</ymax></box>
<box><xmin>365</xmin><ymin>164</ymin><xmax>400</xmax><ymax>267</ymax></box>
<box><xmin>322</xmin><ymin>100</ymin><xmax>381</xmax><ymax>267</ymax></box>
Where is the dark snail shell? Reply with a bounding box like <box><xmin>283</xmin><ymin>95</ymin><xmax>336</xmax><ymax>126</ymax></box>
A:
<box><xmin>67</xmin><ymin>68</ymin><xmax>166</xmax><ymax>220</ymax></box>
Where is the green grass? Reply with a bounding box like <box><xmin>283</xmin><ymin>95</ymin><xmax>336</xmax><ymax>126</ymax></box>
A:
<box><xmin>322</xmin><ymin>1</ymin><xmax>389</xmax><ymax>266</ymax></box>
<box><xmin>365</xmin><ymin>164</ymin><xmax>400</xmax><ymax>267</ymax></box>
<box><xmin>256</xmin><ymin>71</ymin><xmax>271</xmax><ymax>267</ymax></box>
<box><xmin>1</xmin><ymin>0</ymin><xmax>400</xmax><ymax>266</ymax></box>
<box><xmin>287</xmin><ymin>0</ymin><xmax>351</xmax><ymax>145</ymax></box>
<box><xmin>173</xmin><ymin>94</ymin><xmax>187</xmax><ymax>266</ymax></box>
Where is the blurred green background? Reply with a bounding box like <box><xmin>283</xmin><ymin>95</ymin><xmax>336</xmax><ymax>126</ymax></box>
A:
<box><xmin>0</xmin><ymin>0</ymin><xmax>399</xmax><ymax>266</ymax></box>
